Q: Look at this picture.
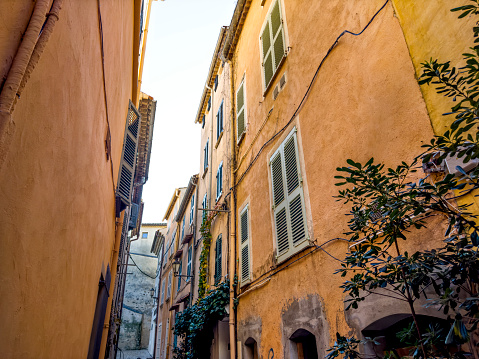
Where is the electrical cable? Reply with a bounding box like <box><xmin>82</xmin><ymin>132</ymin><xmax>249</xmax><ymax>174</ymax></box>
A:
<box><xmin>129</xmin><ymin>254</ymin><xmax>157</xmax><ymax>279</ymax></box>
<box><xmin>232</xmin><ymin>0</ymin><xmax>389</xmax><ymax>190</ymax></box>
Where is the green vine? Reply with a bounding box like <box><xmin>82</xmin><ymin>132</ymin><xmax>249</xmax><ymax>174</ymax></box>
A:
<box><xmin>173</xmin><ymin>280</ymin><xmax>230</xmax><ymax>359</ymax></box>
<box><xmin>197</xmin><ymin>207</ymin><xmax>218</xmax><ymax>299</ymax></box>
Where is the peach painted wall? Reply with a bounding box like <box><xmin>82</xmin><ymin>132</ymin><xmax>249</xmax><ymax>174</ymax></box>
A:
<box><xmin>0</xmin><ymin>0</ymin><xmax>135</xmax><ymax>357</ymax></box>
<box><xmin>231</xmin><ymin>0</ymin><xmax>446</xmax><ymax>358</ymax></box>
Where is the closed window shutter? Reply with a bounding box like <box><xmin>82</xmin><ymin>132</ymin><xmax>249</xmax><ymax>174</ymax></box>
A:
<box><xmin>204</xmin><ymin>139</ymin><xmax>209</xmax><ymax>171</ymax></box>
<box><xmin>157</xmin><ymin>323</ymin><xmax>162</xmax><ymax>355</ymax></box>
<box><xmin>240</xmin><ymin>206</ymin><xmax>251</xmax><ymax>283</ymax></box>
<box><xmin>181</xmin><ymin>216</ymin><xmax>185</xmax><ymax>241</ymax></box>
<box><xmin>164</xmin><ymin>319</ymin><xmax>169</xmax><ymax>358</ymax></box>
<box><xmin>177</xmin><ymin>260</ymin><xmax>182</xmax><ymax>292</ymax></box>
<box><xmin>236</xmin><ymin>82</ymin><xmax>246</xmax><ymax>140</ymax></box>
<box><xmin>167</xmin><ymin>271</ymin><xmax>172</xmax><ymax>298</ymax></box>
<box><xmin>160</xmin><ymin>280</ymin><xmax>165</xmax><ymax>304</ymax></box>
<box><xmin>190</xmin><ymin>195</ymin><xmax>195</xmax><ymax>224</ymax></box>
<box><xmin>117</xmin><ymin>101</ymin><xmax>140</xmax><ymax>208</ymax></box>
<box><xmin>260</xmin><ymin>0</ymin><xmax>286</xmax><ymax>90</ymax></box>
<box><xmin>214</xmin><ymin>235</ymin><xmax>222</xmax><ymax>284</ymax></box>
<box><xmin>270</xmin><ymin>129</ymin><xmax>308</xmax><ymax>262</ymax></box>
<box><xmin>202</xmin><ymin>193</ymin><xmax>207</xmax><ymax>222</ymax></box>
<box><xmin>186</xmin><ymin>246</ymin><xmax>192</xmax><ymax>280</ymax></box>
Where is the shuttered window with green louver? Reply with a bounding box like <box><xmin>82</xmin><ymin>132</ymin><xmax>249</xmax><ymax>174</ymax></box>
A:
<box><xmin>236</xmin><ymin>80</ymin><xmax>246</xmax><ymax>141</ymax></box>
<box><xmin>240</xmin><ymin>205</ymin><xmax>251</xmax><ymax>285</ymax></box>
<box><xmin>214</xmin><ymin>235</ymin><xmax>222</xmax><ymax>285</ymax></box>
<box><xmin>260</xmin><ymin>0</ymin><xmax>286</xmax><ymax>91</ymax></box>
<box><xmin>270</xmin><ymin>127</ymin><xmax>308</xmax><ymax>263</ymax></box>
<box><xmin>117</xmin><ymin>101</ymin><xmax>140</xmax><ymax>209</ymax></box>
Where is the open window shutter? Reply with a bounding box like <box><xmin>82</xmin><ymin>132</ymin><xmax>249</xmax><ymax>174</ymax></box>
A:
<box><xmin>214</xmin><ymin>235</ymin><xmax>222</xmax><ymax>284</ymax></box>
<box><xmin>271</xmin><ymin>129</ymin><xmax>308</xmax><ymax>262</ymax></box>
<box><xmin>240</xmin><ymin>207</ymin><xmax>251</xmax><ymax>283</ymax></box>
<box><xmin>167</xmin><ymin>271</ymin><xmax>172</xmax><ymax>298</ymax></box>
<box><xmin>261</xmin><ymin>19</ymin><xmax>274</xmax><ymax>88</ymax></box>
<box><xmin>117</xmin><ymin>101</ymin><xmax>140</xmax><ymax>209</ymax></box>
<box><xmin>237</xmin><ymin>82</ymin><xmax>245</xmax><ymax>139</ymax></box>
<box><xmin>271</xmin><ymin>152</ymin><xmax>289</xmax><ymax>256</ymax></box>
<box><xmin>271</xmin><ymin>0</ymin><xmax>285</xmax><ymax>70</ymax></box>
<box><xmin>182</xmin><ymin>216</ymin><xmax>185</xmax><ymax>241</ymax></box>
<box><xmin>284</xmin><ymin>133</ymin><xmax>307</xmax><ymax>245</ymax></box>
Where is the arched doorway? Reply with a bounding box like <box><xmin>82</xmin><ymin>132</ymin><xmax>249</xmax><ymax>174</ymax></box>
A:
<box><xmin>244</xmin><ymin>337</ymin><xmax>258</xmax><ymax>359</ymax></box>
<box><xmin>289</xmin><ymin>328</ymin><xmax>319</xmax><ymax>359</ymax></box>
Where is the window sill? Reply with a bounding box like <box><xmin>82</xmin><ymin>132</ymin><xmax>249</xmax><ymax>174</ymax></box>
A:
<box><xmin>215</xmin><ymin>131</ymin><xmax>223</xmax><ymax>149</ymax></box>
<box><xmin>237</xmin><ymin>131</ymin><xmax>246</xmax><ymax>145</ymax></box>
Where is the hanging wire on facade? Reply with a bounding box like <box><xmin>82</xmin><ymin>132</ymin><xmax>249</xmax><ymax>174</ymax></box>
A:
<box><xmin>129</xmin><ymin>254</ymin><xmax>157</xmax><ymax>279</ymax></box>
<box><xmin>233</xmin><ymin>0</ymin><xmax>389</xmax><ymax>190</ymax></box>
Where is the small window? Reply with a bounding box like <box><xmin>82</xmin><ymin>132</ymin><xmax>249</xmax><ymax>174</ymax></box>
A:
<box><xmin>214</xmin><ymin>75</ymin><xmax>218</xmax><ymax>91</ymax></box>
<box><xmin>260</xmin><ymin>0</ymin><xmax>286</xmax><ymax>90</ymax></box>
<box><xmin>190</xmin><ymin>194</ymin><xmax>195</xmax><ymax>225</ymax></box>
<box><xmin>216</xmin><ymin>162</ymin><xmax>223</xmax><ymax>201</ymax></box>
<box><xmin>216</xmin><ymin>100</ymin><xmax>224</xmax><ymax>141</ymax></box>
<box><xmin>207</xmin><ymin>96</ymin><xmax>211</xmax><ymax>111</ymax></box>
<box><xmin>202</xmin><ymin>114</ymin><xmax>205</xmax><ymax>129</ymax></box>
<box><xmin>181</xmin><ymin>216</ymin><xmax>186</xmax><ymax>241</ymax></box>
<box><xmin>290</xmin><ymin>329</ymin><xmax>318</xmax><ymax>359</ymax></box>
<box><xmin>186</xmin><ymin>246</ymin><xmax>192</xmax><ymax>282</ymax></box>
<box><xmin>141</xmin><ymin>232</ymin><xmax>148</xmax><ymax>239</ymax></box>
<box><xmin>236</xmin><ymin>79</ymin><xmax>247</xmax><ymax>141</ymax></box>
<box><xmin>214</xmin><ymin>235</ymin><xmax>222</xmax><ymax>285</ymax></box>
<box><xmin>204</xmin><ymin>139</ymin><xmax>209</xmax><ymax>172</ymax></box>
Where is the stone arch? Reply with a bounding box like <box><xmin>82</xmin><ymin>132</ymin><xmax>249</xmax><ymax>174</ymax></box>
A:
<box><xmin>244</xmin><ymin>337</ymin><xmax>259</xmax><ymax>359</ymax></box>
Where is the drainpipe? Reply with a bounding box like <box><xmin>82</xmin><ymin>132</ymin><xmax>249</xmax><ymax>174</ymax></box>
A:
<box><xmin>0</xmin><ymin>0</ymin><xmax>62</xmax><ymax>170</ymax></box>
<box><xmin>227</xmin><ymin>58</ymin><xmax>238</xmax><ymax>359</ymax></box>
<box><xmin>189</xmin><ymin>183</ymin><xmax>200</xmax><ymax>305</ymax></box>
<box><xmin>136</xmin><ymin>0</ymin><xmax>153</xmax><ymax>103</ymax></box>
<box><xmin>153</xmin><ymin>235</ymin><xmax>165</xmax><ymax>359</ymax></box>
<box><xmin>206</xmin><ymin>84</ymin><xmax>214</xmax><ymax>210</ymax></box>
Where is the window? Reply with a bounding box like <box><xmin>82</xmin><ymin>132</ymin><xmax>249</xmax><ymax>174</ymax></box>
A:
<box><xmin>141</xmin><ymin>232</ymin><xmax>148</xmax><ymax>239</ymax></box>
<box><xmin>214</xmin><ymin>75</ymin><xmax>218</xmax><ymax>91</ymax></box>
<box><xmin>240</xmin><ymin>205</ymin><xmax>251</xmax><ymax>284</ymax></box>
<box><xmin>186</xmin><ymin>246</ymin><xmax>192</xmax><ymax>282</ymax></box>
<box><xmin>207</xmin><ymin>96</ymin><xmax>211</xmax><ymax>111</ymax></box>
<box><xmin>202</xmin><ymin>193</ymin><xmax>208</xmax><ymax>222</ymax></box>
<box><xmin>204</xmin><ymin>139</ymin><xmax>209</xmax><ymax>172</ymax></box>
<box><xmin>216</xmin><ymin>162</ymin><xmax>223</xmax><ymax>202</ymax></box>
<box><xmin>160</xmin><ymin>279</ymin><xmax>165</xmax><ymax>304</ymax></box>
<box><xmin>181</xmin><ymin>216</ymin><xmax>185</xmax><ymax>242</ymax></box>
<box><xmin>177</xmin><ymin>259</ymin><xmax>183</xmax><ymax>292</ymax></box>
<box><xmin>190</xmin><ymin>194</ymin><xmax>195</xmax><ymax>225</ymax></box>
<box><xmin>167</xmin><ymin>271</ymin><xmax>172</xmax><ymax>299</ymax></box>
<box><xmin>202</xmin><ymin>114</ymin><xmax>205</xmax><ymax>129</ymax></box>
<box><xmin>170</xmin><ymin>229</ymin><xmax>176</xmax><ymax>257</ymax></box>
<box><xmin>236</xmin><ymin>79</ymin><xmax>246</xmax><ymax>141</ymax></box>
<box><xmin>260</xmin><ymin>0</ymin><xmax>286</xmax><ymax>90</ymax></box>
<box><xmin>214</xmin><ymin>235</ymin><xmax>222</xmax><ymax>285</ymax></box>
<box><xmin>216</xmin><ymin>100</ymin><xmax>224</xmax><ymax>141</ymax></box>
<box><xmin>270</xmin><ymin>127</ymin><xmax>308</xmax><ymax>263</ymax></box>
<box><xmin>290</xmin><ymin>329</ymin><xmax>319</xmax><ymax>359</ymax></box>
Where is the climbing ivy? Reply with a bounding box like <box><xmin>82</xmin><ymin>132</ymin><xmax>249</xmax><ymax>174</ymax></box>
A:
<box><xmin>173</xmin><ymin>280</ymin><xmax>230</xmax><ymax>359</ymax></box>
<box><xmin>197</xmin><ymin>207</ymin><xmax>218</xmax><ymax>299</ymax></box>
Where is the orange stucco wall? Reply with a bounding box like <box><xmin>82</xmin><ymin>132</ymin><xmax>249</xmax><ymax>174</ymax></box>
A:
<box><xmin>232</xmin><ymin>0</ymin><xmax>446</xmax><ymax>358</ymax></box>
<box><xmin>0</xmin><ymin>1</ymin><xmax>135</xmax><ymax>357</ymax></box>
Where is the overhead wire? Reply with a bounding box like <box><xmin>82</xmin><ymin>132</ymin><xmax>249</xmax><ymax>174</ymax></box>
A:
<box><xmin>232</xmin><ymin>0</ymin><xmax>389</xmax><ymax>190</ymax></box>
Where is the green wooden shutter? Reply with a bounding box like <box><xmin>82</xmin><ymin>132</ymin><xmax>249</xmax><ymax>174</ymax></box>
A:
<box><xmin>271</xmin><ymin>0</ymin><xmax>285</xmax><ymax>69</ymax></box>
<box><xmin>117</xmin><ymin>101</ymin><xmax>140</xmax><ymax>208</ymax></box>
<box><xmin>270</xmin><ymin>128</ymin><xmax>308</xmax><ymax>262</ymax></box>
<box><xmin>240</xmin><ymin>206</ymin><xmax>251</xmax><ymax>283</ymax></box>
<box><xmin>177</xmin><ymin>260</ymin><xmax>182</xmax><ymax>292</ymax></box>
<box><xmin>214</xmin><ymin>235</ymin><xmax>222</xmax><ymax>284</ymax></box>
<box><xmin>260</xmin><ymin>0</ymin><xmax>286</xmax><ymax>90</ymax></box>
<box><xmin>237</xmin><ymin>81</ymin><xmax>246</xmax><ymax>140</ymax></box>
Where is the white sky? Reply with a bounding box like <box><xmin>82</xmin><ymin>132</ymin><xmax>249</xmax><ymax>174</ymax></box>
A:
<box><xmin>140</xmin><ymin>0</ymin><xmax>237</xmax><ymax>223</ymax></box>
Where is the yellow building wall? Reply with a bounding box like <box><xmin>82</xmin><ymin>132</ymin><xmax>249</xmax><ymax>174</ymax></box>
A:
<box><xmin>0</xmin><ymin>0</ymin><xmax>135</xmax><ymax>358</ymax></box>
<box><xmin>232</xmin><ymin>0</ymin><xmax>448</xmax><ymax>358</ymax></box>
